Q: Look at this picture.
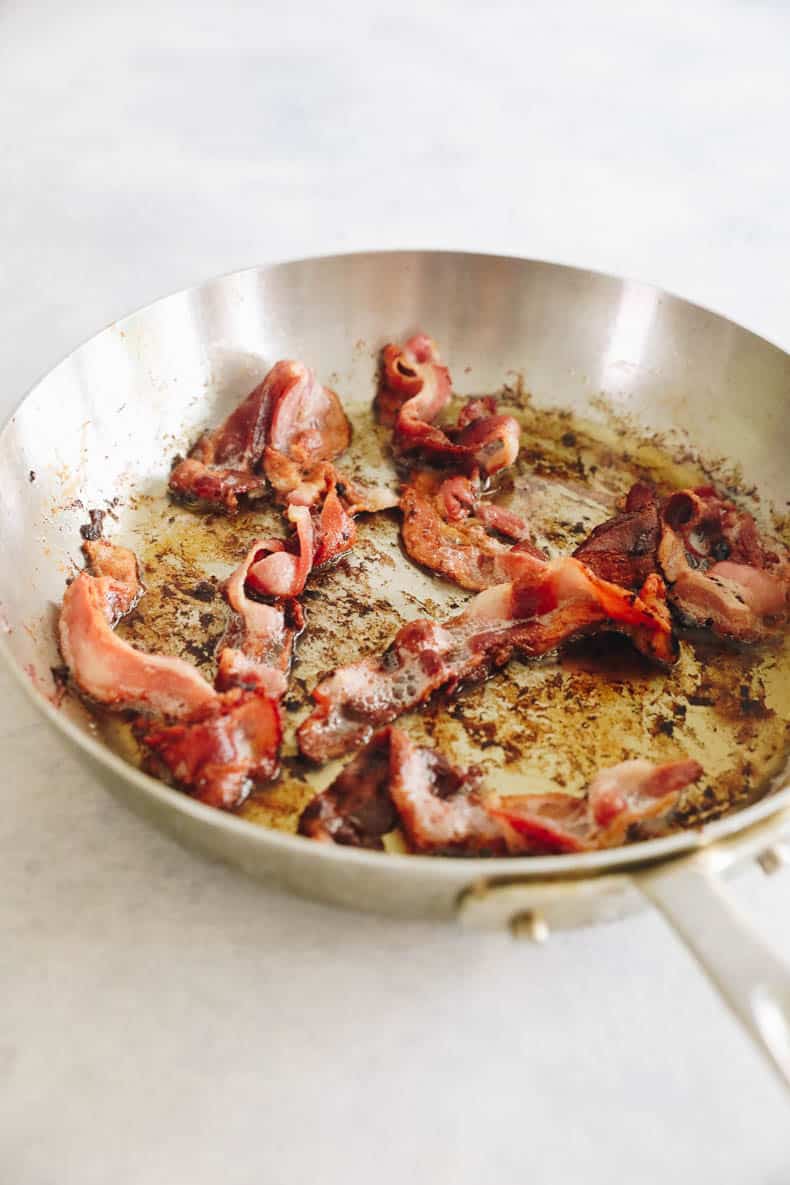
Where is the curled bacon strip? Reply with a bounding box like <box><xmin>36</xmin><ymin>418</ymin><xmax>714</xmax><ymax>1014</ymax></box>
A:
<box><xmin>574</xmin><ymin>482</ymin><xmax>789</xmax><ymax>641</ymax></box>
<box><xmin>169</xmin><ymin>368</ymin><xmax>279</xmax><ymax>512</ymax></box>
<box><xmin>378</xmin><ymin>335</ymin><xmax>521</xmax><ymax>475</ymax></box>
<box><xmin>297</xmin><ymin>556</ymin><xmax>677</xmax><ymax>763</ymax></box>
<box><xmin>59</xmin><ymin>541</ymin><xmax>216</xmax><ymax>717</ymax></box>
<box><xmin>658</xmin><ymin>486</ymin><xmax>788</xmax><ymax>640</ymax></box>
<box><xmin>298</xmin><ymin>727</ymin><xmax>703</xmax><ymax>856</ymax></box>
<box><xmin>217</xmin><ymin>537</ymin><xmax>305</xmax><ymax>698</ymax></box>
<box><xmin>58</xmin><ymin>540</ymin><xmax>284</xmax><ymax>811</ymax></box>
<box><xmin>400</xmin><ymin>469</ymin><xmax>544</xmax><ymax>590</ymax></box>
<box><xmin>245</xmin><ymin>506</ymin><xmax>315</xmax><ymax>599</ymax></box>
<box><xmin>262</xmin><ymin>364</ymin><xmax>352</xmax><ymax>507</ymax></box>
<box><xmin>169</xmin><ymin>361</ymin><xmax>352</xmax><ymax>514</ymax></box>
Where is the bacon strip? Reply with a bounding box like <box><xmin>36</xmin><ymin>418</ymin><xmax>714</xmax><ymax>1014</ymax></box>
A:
<box><xmin>245</xmin><ymin>506</ymin><xmax>315</xmax><ymax>599</ymax></box>
<box><xmin>169</xmin><ymin>361</ymin><xmax>351</xmax><ymax>513</ymax></box>
<box><xmin>59</xmin><ymin>542</ymin><xmax>216</xmax><ymax>717</ymax></box>
<box><xmin>142</xmin><ymin>687</ymin><xmax>282</xmax><ymax>810</ymax></box>
<box><xmin>387</xmin><ymin>729</ymin><xmax>506</xmax><ymax>854</ymax></box>
<box><xmin>216</xmin><ymin>538</ymin><xmax>304</xmax><ymax>698</ymax></box>
<box><xmin>573</xmin><ymin>481</ymin><xmax>660</xmax><ymax>589</ymax></box>
<box><xmin>574</xmin><ymin>482</ymin><xmax>789</xmax><ymax>641</ymax></box>
<box><xmin>298</xmin><ymin>727</ymin><xmax>703</xmax><ymax>856</ymax></box>
<box><xmin>400</xmin><ymin>469</ymin><xmax>544</xmax><ymax>590</ymax></box>
<box><xmin>59</xmin><ymin>540</ymin><xmax>285</xmax><ymax>810</ymax></box>
<box><xmin>298</xmin><ymin>729</ymin><xmax>400</xmax><ymax>848</ymax></box>
<box><xmin>658</xmin><ymin>487</ymin><xmax>788</xmax><ymax>640</ymax></box>
<box><xmin>487</xmin><ymin>756</ymin><xmax>703</xmax><ymax>854</ymax></box>
<box><xmin>168</xmin><ymin>369</ymin><xmax>279</xmax><ymax>512</ymax></box>
<box><xmin>262</xmin><ymin>365</ymin><xmax>351</xmax><ymax>507</ymax></box>
<box><xmin>297</xmin><ymin>556</ymin><xmax>677</xmax><ymax>763</ymax></box>
<box><xmin>378</xmin><ymin>336</ymin><xmax>521</xmax><ymax>476</ymax></box>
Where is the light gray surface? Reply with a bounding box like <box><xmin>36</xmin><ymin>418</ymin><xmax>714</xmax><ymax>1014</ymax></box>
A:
<box><xmin>2</xmin><ymin>1</ymin><xmax>789</xmax><ymax>1182</ymax></box>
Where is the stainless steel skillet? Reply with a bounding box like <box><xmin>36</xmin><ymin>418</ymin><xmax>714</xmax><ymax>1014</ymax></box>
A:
<box><xmin>1</xmin><ymin>251</ymin><xmax>789</xmax><ymax>1086</ymax></box>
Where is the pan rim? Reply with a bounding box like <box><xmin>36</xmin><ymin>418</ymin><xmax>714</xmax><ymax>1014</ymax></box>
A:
<box><xmin>2</xmin><ymin>248</ymin><xmax>788</xmax><ymax>883</ymax></box>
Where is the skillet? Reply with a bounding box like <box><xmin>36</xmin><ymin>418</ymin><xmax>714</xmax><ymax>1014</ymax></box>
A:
<box><xmin>1</xmin><ymin>251</ymin><xmax>788</xmax><ymax>1085</ymax></box>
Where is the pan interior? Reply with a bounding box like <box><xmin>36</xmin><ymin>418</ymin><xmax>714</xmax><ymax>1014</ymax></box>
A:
<box><xmin>69</xmin><ymin>376</ymin><xmax>790</xmax><ymax>848</ymax></box>
<box><xmin>0</xmin><ymin>253</ymin><xmax>788</xmax><ymax>856</ymax></box>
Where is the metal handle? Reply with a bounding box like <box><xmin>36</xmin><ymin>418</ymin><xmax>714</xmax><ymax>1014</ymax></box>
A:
<box><xmin>637</xmin><ymin>855</ymin><xmax>790</xmax><ymax>1091</ymax></box>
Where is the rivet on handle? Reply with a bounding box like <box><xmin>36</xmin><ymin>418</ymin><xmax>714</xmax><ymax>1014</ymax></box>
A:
<box><xmin>509</xmin><ymin>910</ymin><xmax>550</xmax><ymax>943</ymax></box>
<box><xmin>757</xmin><ymin>845</ymin><xmax>789</xmax><ymax>876</ymax></box>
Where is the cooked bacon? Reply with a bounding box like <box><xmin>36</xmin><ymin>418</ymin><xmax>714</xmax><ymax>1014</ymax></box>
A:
<box><xmin>573</xmin><ymin>481</ymin><xmax>660</xmax><ymax>589</ymax></box>
<box><xmin>297</xmin><ymin>557</ymin><xmax>677</xmax><ymax>762</ymax></box>
<box><xmin>299</xmin><ymin>728</ymin><xmax>703</xmax><ymax>856</ymax></box>
<box><xmin>400</xmin><ymin>469</ymin><xmax>545</xmax><ymax>590</ymax></box>
<box><xmin>268</xmin><ymin>364</ymin><xmax>350</xmax><ymax>463</ymax></box>
<box><xmin>169</xmin><ymin>360</ymin><xmax>351</xmax><ymax>514</ymax></box>
<box><xmin>658</xmin><ymin>485</ymin><xmax>789</xmax><ymax>640</ymax></box>
<box><xmin>298</xmin><ymin>726</ymin><xmax>503</xmax><ymax>854</ymax></box>
<box><xmin>487</xmin><ymin>757</ymin><xmax>703</xmax><ymax>853</ymax></box>
<box><xmin>168</xmin><ymin>368</ymin><xmax>279</xmax><ymax>511</ymax></box>
<box><xmin>143</xmin><ymin>687</ymin><xmax>282</xmax><ymax>810</ymax></box>
<box><xmin>82</xmin><ymin>538</ymin><xmax>142</xmax><ymax>607</ymax></box>
<box><xmin>377</xmin><ymin>335</ymin><xmax>521</xmax><ymax>475</ymax></box>
<box><xmin>218</xmin><ymin>537</ymin><xmax>304</xmax><ymax>695</ymax></box>
<box><xmin>486</xmin><ymin>792</ymin><xmax>590</xmax><ymax>854</ymax></box>
<box><xmin>168</xmin><ymin>458</ymin><xmax>268</xmax><ymax>515</ymax></box>
<box><xmin>313</xmin><ymin>484</ymin><xmax>358</xmax><ymax>566</ymax></box>
<box><xmin>298</xmin><ymin>729</ymin><xmax>400</xmax><ymax>847</ymax></box>
<box><xmin>376</xmin><ymin>334</ymin><xmax>448</xmax><ymax>426</ymax></box>
<box><xmin>59</xmin><ymin>542</ymin><xmax>216</xmax><ymax>716</ymax></box>
<box><xmin>386</xmin><ymin>729</ymin><xmax>505</xmax><ymax>854</ymax></box>
<box><xmin>262</xmin><ymin>363</ymin><xmax>351</xmax><ymax>506</ymax></box>
<box><xmin>245</xmin><ymin>506</ymin><xmax>314</xmax><ymax>599</ymax></box>
<box><xmin>659</xmin><ymin>553</ymin><xmax>787</xmax><ymax>641</ymax></box>
<box><xmin>706</xmin><ymin>561</ymin><xmax>788</xmax><ymax>617</ymax></box>
<box><xmin>214</xmin><ymin>648</ymin><xmax>290</xmax><ymax>699</ymax></box>
<box><xmin>574</xmin><ymin>481</ymin><xmax>789</xmax><ymax>640</ymax></box>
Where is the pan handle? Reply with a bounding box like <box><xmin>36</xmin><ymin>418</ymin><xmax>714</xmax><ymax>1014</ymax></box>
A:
<box><xmin>637</xmin><ymin>855</ymin><xmax>790</xmax><ymax>1091</ymax></box>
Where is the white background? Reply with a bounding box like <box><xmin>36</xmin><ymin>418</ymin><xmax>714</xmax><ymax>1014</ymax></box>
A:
<box><xmin>2</xmin><ymin>2</ymin><xmax>789</xmax><ymax>1182</ymax></box>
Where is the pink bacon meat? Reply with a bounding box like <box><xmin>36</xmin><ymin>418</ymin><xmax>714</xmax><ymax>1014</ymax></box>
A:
<box><xmin>400</xmin><ymin>468</ymin><xmax>544</xmax><ymax>591</ymax></box>
<box><xmin>58</xmin><ymin>539</ymin><xmax>283</xmax><ymax>810</ymax></box>
<box><xmin>574</xmin><ymin>481</ymin><xmax>789</xmax><ymax>641</ymax></box>
<box><xmin>216</xmin><ymin>536</ymin><xmax>305</xmax><ymax>699</ymax></box>
<box><xmin>143</xmin><ymin>687</ymin><xmax>282</xmax><ymax>811</ymax></box>
<box><xmin>297</xmin><ymin>556</ymin><xmax>678</xmax><ymax>763</ymax></box>
<box><xmin>659</xmin><ymin>486</ymin><xmax>789</xmax><ymax>640</ymax></box>
<box><xmin>487</xmin><ymin>756</ymin><xmax>703</xmax><ymax>853</ymax></box>
<box><xmin>378</xmin><ymin>335</ymin><xmax>521</xmax><ymax>476</ymax></box>
<box><xmin>298</xmin><ymin>727</ymin><xmax>703</xmax><ymax>856</ymax></box>
<box><xmin>169</xmin><ymin>360</ymin><xmax>352</xmax><ymax>514</ymax></box>
<box><xmin>59</xmin><ymin>540</ymin><xmax>216</xmax><ymax>717</ymax></box>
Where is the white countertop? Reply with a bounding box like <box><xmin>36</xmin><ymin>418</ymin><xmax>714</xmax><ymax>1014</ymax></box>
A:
<box><xmin>2</xmin><ymin>2</ymin><xmax>789</xmax><ymax>1181</ymax></box>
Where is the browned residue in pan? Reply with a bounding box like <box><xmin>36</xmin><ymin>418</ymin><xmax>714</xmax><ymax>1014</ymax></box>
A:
<box><xmin>85</xmin><ymin>387</ymin><xmax>789</xmax><ymax>847</ymax></box>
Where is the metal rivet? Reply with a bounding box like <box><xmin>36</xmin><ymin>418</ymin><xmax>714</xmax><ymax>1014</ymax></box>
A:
<box><xmin>758</xmin><ymin>846</ymin><xmax>788</xmax><ymax>876</ymax></box>
<box><xmin>509</xmin><ymin>910</ymin><xmax>550</xmax><ymax>943</ymax></box>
